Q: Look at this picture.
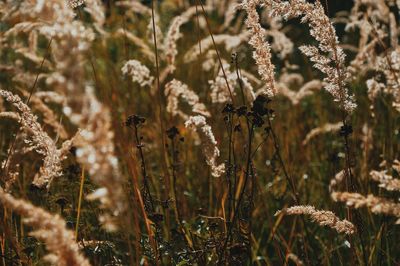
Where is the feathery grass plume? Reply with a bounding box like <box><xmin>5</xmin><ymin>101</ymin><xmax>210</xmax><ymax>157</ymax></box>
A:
<box><xmin>163</xmin><ymin>6</ymin><xmax>212</xmax><ymax>73</ymax></box>
<box><xmin>0</xmin><ymin>111</ymin><xmax>20</xmax><ymax>121</ymax></box>
<box><xmin>370</xmin><ymin>169</ymin><xmax>400</xmax><ymax>192</ymax></box>
<box><xmin>331</xmin><ymin>192</ymin><xmax>400</xmax><ymax>224</ymax></box>
<box><xmin>302</xmin><ymin>122</ymin><xmax>342</xmax><ymax>145</ymax></box>
<box><xmin>202</xmin><ymin>50</ymin><xmax>218</xmax><ymax>71</ymax></box>
<box><xmin>115</xmin><ymin>1</ymin><xmax>151</xmax><ymax>16</ymax></box>
<box><xmin>366</xmin><ymin>78</ymin><xmax>386</xmax><ymax>102</ymax></box>
<box><xmin>14</xmin><ymin>47</ymin><xmax>52</xmax><ymax>67</ymax></box>
<box><xmin>122</xmin><ymin>59</ymin><xmax>154</xmax><ymax>87</ymax></box>
<box><xmin>384</xmin><ymin>49</ymin><xmax>400</xmax><ymax>112</ymax></box>
<box><xmin>0</xmin><ymin>188</ymin><xmax>91</xmax><ymax>266</ymax></box>
<box><xmin>71</xmin><ymin>86</ymin><xmax>126</xmax><ymax>231</ymax></box>
<box><xmin>183</xmin><ymin>32</ymin><xmax>250</xmax><ymax>63</ymax></box>
<box><xmin>3</xmin><ymin>22</ymin><xmax>44</xmax><ymax>38</ymax></box>
<box><xmin>25</xmin><ymin>0</ymin><xmax>127</xmax><ymax>229</ymax></box>
<box><xmin>163</xmin><ymin>15</ymin><xmax>183</xmax><ymax>72</ymax></box>
<box><xmin>165</xmin><ymin>79</ymin><xmax>210</xmax><ymax>119</ymax></box>
<box><xmin>146</xmin><ymin>7</ymin><xmax>163</xmax><ymax>44</ymax></box>
<box><xmin>38</xmin><ymin>8</ymin><xmax>95</xmax><ymax>53</ymax></box>
<box><xmin>365</xmin><ymin>47</ymin><xmax>400</xmax><ymax>112</ymax></box>
<box><xmin>389</xmin><ymin>13</ymin><xmax>397</xmax><ymax>48</ymax></box>
<box><xmin>21</xmin><ymin>91</ymin><xmax>68</xmax><ymax>139</ymax></box>
<box><xmin>241</xmin><ymin>75</ymin><xmax>257</xmax><ymax>102</ymax></box>
<box><xmin>329</xmin><ymin>169</ymin><xmax>346</xmax><ymax>192</ymax></box>
<box><xmin>185</xmin><ymin>115</ymin><xmax>225</xmax><ymax>177</ymax></box>
<box><xmin>277</xmin><ymin>72</ymin><xmax>323</xmax><ymax>105</ymax></box>
<box><xmin>0</xmin><ymin>94</ymin><xmax>4</xmax><ymax>111</ymax></box>
<box><xmin>348</xmin><ymin>38</ymin><xmax>379</xmax><ymax>78</ymax></box>
<box><xmin>393</xmin><ymin>160</ymin><xmax>400</xmax><ymax>172</ymax></box>
<box><xmin>0</xmin><ymin>89</ymin><xmax>67</xmax><ymax>188</ymax></box>
<box><xmin>240</xmin><ymin>0</ymin><xmax>276</xmax><ymax>97</ymax></box>
<box><xmin>206</xmin><ymin>58</ymin><xmax>255</xmax><ymax>103</ymax></box>
<box><xmin>0</xmin><ymin>131</ymin><xmax>25</xmax><ymax>191</ymax></box>
<box><xmin>35</xmin><ymin>91</ymin><xmax>66</xmax><ymax>105</ymax></box>
<box><xmin>222</xmin><ymin>1</ymin><xmax>237</xmax><ymax>30</ymax></box>
<box><xmin>67</xmin><ymin>0</ymin><xmax>85</xmax><ymax>8</ymax></box>
<box><xmin>209</xmin><ymin>62</ymin><xmax>237</xmax><ymax>103</ymax></box>
<box><xmin>84</xmin><ymin>0</ymin><xmax>106</xmax><ymax>34</ymax></box>
<box><xmin>263</xmin><ymin>15</ymin><xmax>294</xmax><ymax>59</ymax></box>
<box><xmin>268</xmin><ymin>0</ymin><xmax>356</xmax><ymax>113</ymax></box>
<box><xmin>346</xmin><ymin>0</ymin><xmax>389</xmax><ymax>49</ymax></box>
<box><xmin>275</xmin><ymin>205</ymin><xmax>356</xmax><ymax>235</ymax></box>
<box><xmin>114</xmin><ymin>29</ymin><xmax>155</xmax><ymax>62</ymax></box>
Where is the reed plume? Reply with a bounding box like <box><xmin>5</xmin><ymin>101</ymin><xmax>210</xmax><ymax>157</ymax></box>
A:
<box><xmin>240</xmin><ymin>0</ymin><xmax>276</xmax><ymax>97</ymax></box>
<box><xmin>122</xmin><ymin>59</ymin><xmax>154</xmax><ymax>87</ymax></box>
<box><xmin>185</xmin><ymin>115</ymin><xmax>225</xmax><ymax>177</ymax></box>
<box><xmin>275</xmin><ymin>205</ymin><xmax>356</xmax><ymax>235</ymax></box>
<box><xmin>332</xmin><ymin>192</ymin><xmax>400</xmax><ymax>224</ymax></box>
<box><xmin>268</xmin><ymin>0</ymin><xmax>357</xmax><ymax>113</ymax></box>
<box><xmin>370</xmin><ymin>168</ymin><xmax>400</xmax><ymax>192</ymax></box>
<box><xmin>0</xmin><ymin>188</ymin><xmax>91</xmax><ymax>266</ymax></box>
<box><xmin>165</xmin><ymin>79</ymin><xmax>210</xmax><ymax>119</ymax></box>
<box><xmin>302</xmin><ymin>122</ymin><xmax>342</xmax><ymax>145</ymax></box>
<box><xmin>0</xmin><ymin>89</ymin><xmax>67</xmax><ymax>189</ymax></box>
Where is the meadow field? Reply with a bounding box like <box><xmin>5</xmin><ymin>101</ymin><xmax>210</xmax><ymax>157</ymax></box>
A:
<box><xmin>0</xmin><ymin>0</ymin><xmax>399</xmax><ymax>265</ymax></box>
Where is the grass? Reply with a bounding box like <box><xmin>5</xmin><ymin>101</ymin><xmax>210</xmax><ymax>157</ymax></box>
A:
<box><xmin>0</xmin><ymin>0</ymin><xmax>400</xmax><ymax>265</ymax></box>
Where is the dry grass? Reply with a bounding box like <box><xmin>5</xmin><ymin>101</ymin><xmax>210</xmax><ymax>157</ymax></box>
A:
<box><xmin>0</xmin><ymin>0</ymin><xmax>399</xmax><ymax>265</ymax></box>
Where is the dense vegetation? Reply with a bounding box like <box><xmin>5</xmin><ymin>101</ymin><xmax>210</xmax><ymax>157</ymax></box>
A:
<box><xmin>0</xmin><ymin>0</ymin><xmax>399</xmax><ymax>265</ymax></box>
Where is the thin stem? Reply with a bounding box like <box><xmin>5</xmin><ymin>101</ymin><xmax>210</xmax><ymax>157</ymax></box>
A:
<box><xmin>265</xmin><ymin>111</ymin><xmax>312</xmax><ymax>265</ymax></box>
<box><xmin>220</xmin><ymin>122</ymin><xmax>254</xmax><ymax>264</ymax></box>
<box><xmin>170</xmin><ymin>137</ymin><xmax>182</xmax><ymax>226</ymax></box>
<box><xmin>133</xmin><ymin>124</ymin><xmax>155</xmax><ymax>213</ymax></box>
<box><xmin>75</xmin><ymin>167</ymin><xmax>85</xmax><ymax>239</ymax></box>
<box><xmin>196</xmin><ymin>0</ymin><xmax>235</xmax><ymax>103</ymax></box>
